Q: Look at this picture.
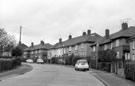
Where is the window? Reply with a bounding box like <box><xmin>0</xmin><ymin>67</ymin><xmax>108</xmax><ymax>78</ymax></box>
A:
<box><xmin>81</xmin><ymin>43</ymin><xmax>84</xmax><ymax>48</ymax></box>
<box><xmin>132</xmin><ymin>54</ymin><xmax>135</xmax><ymax>61</ymax></box>
<box><xmin>75</xmin><ymin>45</ymin><xmax>78</xmax><ymax>50</ymax></box>
<box><xmin>69</xmin><ymin>46</ymin><xmax>72</xmax><ymax>51</ymax></box>
<box><xmin>116</xmin><ymin>52</ymin><xmax>119</xmax><ymax>59</ymax></box>
<box><xmin>93</xmin><ymin>46</ymin><xmax>96</xmax><ymax>52</ymax></box>
<box><xmin>104</xmin><ymin>45</ymin><xmax>107</xmax><ymax>50</ymax></box>
<box><xmin>133</xmin><ymin>41</ymin><xmax>135</xmax><ymax>50</ymax></box>
<box><xmin>116</xmin><ymin>39</ymin><xmax>119</xmax><ymax>47</ymax></box>
<box><xmin>110</xmin><ymin>43</ymin><xmax>113</xmax><ymax>49</ymax></box>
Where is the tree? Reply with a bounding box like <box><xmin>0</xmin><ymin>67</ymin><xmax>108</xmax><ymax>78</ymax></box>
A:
<box><xmin>11</xmin><ymin>46</ymin><xmax>23</xmax><ymax>57</ymax></box>
<box><xmin>0</xmin><ymin>28</ymin><xmax>16</xmax><ymax>56</ymax></box>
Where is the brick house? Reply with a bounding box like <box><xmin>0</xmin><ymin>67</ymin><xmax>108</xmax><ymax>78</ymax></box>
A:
<box><xmin>47</xmin><ymin>30</ymin><xmax>102</xmax><ymax>62</ymax></box>
<box><xmin>23</xmin><ymin>41</ymin><xmax>52</xmax><ymax>61</ymax></box>
<box><xmin>91</xmin><ymin>23</ymin><xmax>135</xmax><ymax>73</ymax></box>
<box><xmin>127</xmin><ymin>35</ymin><xmax>135</xmax><ymax>61</ymax></box>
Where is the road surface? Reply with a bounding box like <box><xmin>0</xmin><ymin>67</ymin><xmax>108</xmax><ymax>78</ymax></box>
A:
<box><xmin>0</xmin><ymin>63</ymin><xmax>105</xmax><ymax>86</ymax></box>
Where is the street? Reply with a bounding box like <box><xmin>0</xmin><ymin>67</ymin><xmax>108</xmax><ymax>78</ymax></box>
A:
<box><xmin>0</xmin><ymin>63</ymin><xmax>105</xmax><ymax>86</ymax></box>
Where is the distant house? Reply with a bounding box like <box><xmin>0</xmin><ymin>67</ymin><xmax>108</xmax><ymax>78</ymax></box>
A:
<box><xmin>91</xmin><ymin>23</ymin><xmax>135</xmax><ymax>73</ymax></box>
<box><xmin>17</xmin><ymin>43</ymin><xmax>28</xmax><ymax>51</ymax></box>
<box><xmin>23</xmin><ymin>41</ymin><xmax>52</xmax><ymax>61</ymax></box>
<box><xmin>47</xmin><ymin>30</ymin><xmax>102</xmax><ymax>61</ymax></box>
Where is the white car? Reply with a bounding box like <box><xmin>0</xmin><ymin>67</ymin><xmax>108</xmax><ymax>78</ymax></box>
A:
<box><xmin>75</xmin><ymin>59</ymin><xmax>89</xmax><ymax>71</ymax></box>
<box><xmin>37</xmin><ymin>59</ymin><xmax>44</xmax><ymax>64</ymax></box>
<box><xmin>26</xmin><ymin>59</ymin><xmax>33</xmax><ymax>63</ymax></box>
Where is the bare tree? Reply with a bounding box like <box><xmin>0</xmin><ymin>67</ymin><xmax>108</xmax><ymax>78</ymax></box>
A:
<box><xmin>0</xmin><ymin>28</ymin><xmax>16</xmax><ymax>56</ymax></box>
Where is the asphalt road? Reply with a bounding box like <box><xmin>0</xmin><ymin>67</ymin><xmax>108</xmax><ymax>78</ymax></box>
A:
<box><xmin>0</xmin><ymin>63</ymin><xmax>105</xmax><ymax>86</ymax></box>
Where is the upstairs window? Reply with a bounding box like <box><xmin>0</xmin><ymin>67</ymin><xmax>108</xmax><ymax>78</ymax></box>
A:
<box><xmin>133</xmin><ymin>41</ymin><xmax>135</xmax><ymax>50</ymax></box>
<box><xmin>104</xmin><ymin>45</ymin><xmax>107</xmax><ymax>50</ymax></box>
<box><xmin>92</xmin><ymin>46</ymin><xmax>96</xmax><ymax>52</ymax></box>
<box><xmin>75</xmin><ymin>45</ymin><xmax>78</xmax><ymax>50</ymax></box>
<box><xmin>132</xmin><ymin>54</ymin><xmax>134</xmax><ymax>61</ymax></box>
<box><xmin>81</xmin><ymin>43</ymin><xmax>84</xmax><ymax>48</ymax></box>
<box><xmin>69</xmin><ymin>46</ymin><xmax>72</xmax><ymax>51</ymax></box>
<box><xmin>110</xmin><ymin>43</ymin><xmax>113</xmax><ymax>49</ymax></box>
<box><xmin>116</xmin><ymin>52</ymin><xmax>120</xmax><ymax>59</ymax></box>
<box><xmin>116</xmin><ymin>39</ymin><xmax>119</xmax><ymax>47</ymax></box>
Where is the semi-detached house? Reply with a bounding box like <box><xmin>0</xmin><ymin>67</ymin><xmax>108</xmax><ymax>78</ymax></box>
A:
<box><xmin>47</xmin><ymin>30</ymin><xmax>102</xmax><ymax>62</ymax></box>
<box><xmin>23</xmin><ymin>41</ymin><xmax>52</xmax><ymax>61</ymax></box>
<box><xmin>91</xmin><ymin>23</ymin><xmax>135</xmax><ymax>73</ymax></box>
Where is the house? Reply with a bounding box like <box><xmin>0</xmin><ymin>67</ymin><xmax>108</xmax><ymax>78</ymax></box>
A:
<box><xmin>127</xmin><ymin>35</ymin><xmax>135</xmax><ymax>61</ymax></box>
<box><xmin>91</xmin><ymin>23</ymin><xmax>135</xmax><ymax>73</ymax></box>
<box><xmin>23</xmin><ymin>41</ymin><xmax>52</xmax><ymax>62</ymax></box>
<box><xmin>47</xmin><ymin>30</ymin><xmax>102</xmax><ymax>62</ymax></box>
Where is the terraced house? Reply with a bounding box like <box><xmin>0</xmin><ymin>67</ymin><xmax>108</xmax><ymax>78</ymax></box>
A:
<box><xmin>91</xmin><ymin>23</ymin><xmax>135</xmax><ymax>73</ymax></box>
<box><xmin>47</xmin><ymin>30</ymin><xmax>102</xmax><ymax>62</ymax></box>
<box><xmin>23</xmin><ymin>41</ymin><xmax>52</xmax><ymax>61</ymax></box>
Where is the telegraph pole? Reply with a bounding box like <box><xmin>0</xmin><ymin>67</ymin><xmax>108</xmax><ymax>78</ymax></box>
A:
<box><xmin>19</xmin><ymin>26</ymin><xmax>22</xmax><ymax>44</ymax></box>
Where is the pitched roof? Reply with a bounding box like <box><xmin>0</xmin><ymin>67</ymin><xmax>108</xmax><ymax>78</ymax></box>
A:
<box><xmin>17</xmin><ymin>43</ymin><xmax>28</xmax><ymax>50</ymax></box>
<box><xmin>52</xmin><ymin>33</ymin><xmax>102</xmax><ymax>49</ymax></box>
<box><xmin>24</xmin><ymin>43</ymin><xmax>52</xmax><ymax>51</ymax></box>
<box><xmin>91</xmin><ymin>26</ymin><xmax>135</xmax><ymax>46</ymax></box>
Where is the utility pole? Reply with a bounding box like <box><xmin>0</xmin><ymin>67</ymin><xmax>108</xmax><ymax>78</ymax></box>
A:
<box><xmin>19</xmin><ymin>26</ymin><xmax>22</xmax><ymax>44</ymax></box>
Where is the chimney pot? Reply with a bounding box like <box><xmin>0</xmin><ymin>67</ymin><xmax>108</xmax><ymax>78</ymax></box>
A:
<box><xmin>121</xmin><ymin>22</ymin><xmax>128</xmax><ymax>30</ymax></box>
<box><xmin>105</xmin><ymin>29</ymin><xmax>109</xmax><ymax>39</ymax></box>
<box><xmin>83</xmin><ymin>32</ymin><xmax>86</xmax><ymax>36</ymax></box>
<box><xmin>31</xmin><ymin>42</ymin><xmax>34</xmax><ymax>47</ymax></box>
<box><xmin>87</xmin><ymin>30</ymin><xmax>91</xmax><ymax>35</ymax></box>
<box><xmin>59</xmin><ymin>38</ymin><xmax>62</xmax><ymax>43</ymax></box>
<box><xmin>69</xmin><ymin>35</ymin><xmax>72</xmax><ymax>39</ymax></box>
<box><xmin>40</xmin><ymin>40</ymin><xmax>45</xmax><ymax>45</ymax></box>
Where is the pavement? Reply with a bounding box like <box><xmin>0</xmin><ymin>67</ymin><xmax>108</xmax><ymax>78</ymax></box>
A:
<box><xmin>0</xmin><ymin>63</ymin><xmax>33</xmax><ymax>80</ymax></box>
<box><xmin>88</xmin><ymin>68</ymin><xmax>135</xmax><ymax>86</ymax></box>
<box><xmin>0</xmin><ymin>63</ymin><xmax>105</xmax><ymax>86</ymax></box>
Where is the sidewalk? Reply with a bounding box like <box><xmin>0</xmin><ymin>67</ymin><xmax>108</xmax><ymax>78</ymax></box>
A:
<box><xmin>89</xmin><ymin>68</ymin><xmax>135</xmax><ymax>86</ymax></box>
<box><xmin>0</xmin><ymin>63</ymin><xmax>33</xmax><ymax>80</ymax></box>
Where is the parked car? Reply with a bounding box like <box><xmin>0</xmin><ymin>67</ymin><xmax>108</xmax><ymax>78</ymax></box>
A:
<box><xmin>75</xmin><ymin>59</ymin><xmax>89</xmax><ymax>71</ymax></box>
<box><xmin>26</xmin><ymin>59</ymin><xmax>33</xmax><ymax>63</ymax></box>
<box><xmin>37</xmin><ymin>58</ymin><xmax>44</xmax><ymax>64</ymax></box>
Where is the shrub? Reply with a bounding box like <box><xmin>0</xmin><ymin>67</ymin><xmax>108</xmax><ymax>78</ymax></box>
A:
<box><xmin>98</xmin><ymin>49</ymin><xmax>116</xmax><ymax>62</ymax></box>
<box><xmin>125</xmin><ymin>62</ymin><xmax>135</xmax><ymax>82</ymax></box>
<box><xmin>51</xmin><ymin>57</ymin><xmax>58</xmax><ymax>64</ymax></box>
<box><xmin>72</xmin><ymin>56</ymin><xmax>82</xmax><ymax>65</ymax></box>
<box><xmin>0</xmin><ymin>58</ymin><xmax>13</xmax><ymax>72</ymax></box>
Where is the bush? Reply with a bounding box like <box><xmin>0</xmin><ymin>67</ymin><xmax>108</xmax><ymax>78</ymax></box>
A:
<box><xmin>0</xmin><ymin>58</ymin><xmax>13</xmax><ymax>72</ymax></box>
<box><xmin>125</xmin><ymin>62</ymin><xmax>135</xmax><ymax>82</ymax></box>
<box><xmin>72</xmin><ymin>56</ymin><xmax>82</xmax><ymax>65</ymax></box>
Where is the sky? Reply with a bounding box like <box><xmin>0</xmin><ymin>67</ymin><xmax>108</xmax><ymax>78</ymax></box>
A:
<box><xmin>0</xmin><ymin>0</ymin><xmax>135</xmax><ymax>46</ymax></box>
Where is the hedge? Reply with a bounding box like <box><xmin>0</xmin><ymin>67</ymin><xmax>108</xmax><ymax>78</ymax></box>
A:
<box><xmin>0</xmin><ymin>58</ymin><xmax>21</xmax><ymax>72</ymax></box>
<box><xmin>125</xmin><ymin>62</ymin><xmax>135</xmax><ymax>82</ymax></box>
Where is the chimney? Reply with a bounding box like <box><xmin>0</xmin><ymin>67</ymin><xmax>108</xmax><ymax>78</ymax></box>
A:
<box><xmin>121</xmin><ymin>22</ymin><xmax>128</xmax><ymax>30</ymax></box>
<box><xmin>40</xmin><ymin>40</ymin><xmax>45</xmax><ymax>45</ymax></box>
<box><xmin>87</xmin><ymin>30</ymin><xmax>91</xmax><ymax>35</ymax></box>
<box><xmin>31</xmin><ymin>42</ymin><xmax>34</xmax><ymax>47</ymax></box>
<box><xmin>105</xmin><ymin>29</ymin><xmax>110</xmax><ymax>39</ymax></box>
<box><xmin>69</xmin><ymin>35</ymin><xmax>72</xmax><ymax>39</ymax></box>
<box><xmin>82</xmin><ymin>32</ymin><xmax>86</xmax><ymax>36</ymax></box>
<box><xmin>59</xmin><ymin>38</ymin><xmax>62</xmax><ymax>43</ymax></box>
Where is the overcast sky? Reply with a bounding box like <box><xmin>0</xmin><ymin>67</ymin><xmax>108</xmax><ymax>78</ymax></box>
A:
<box><xmin>0</xmin><ymin>0</ymin><xmax>135</xmax><ymax>46</ymax></box>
